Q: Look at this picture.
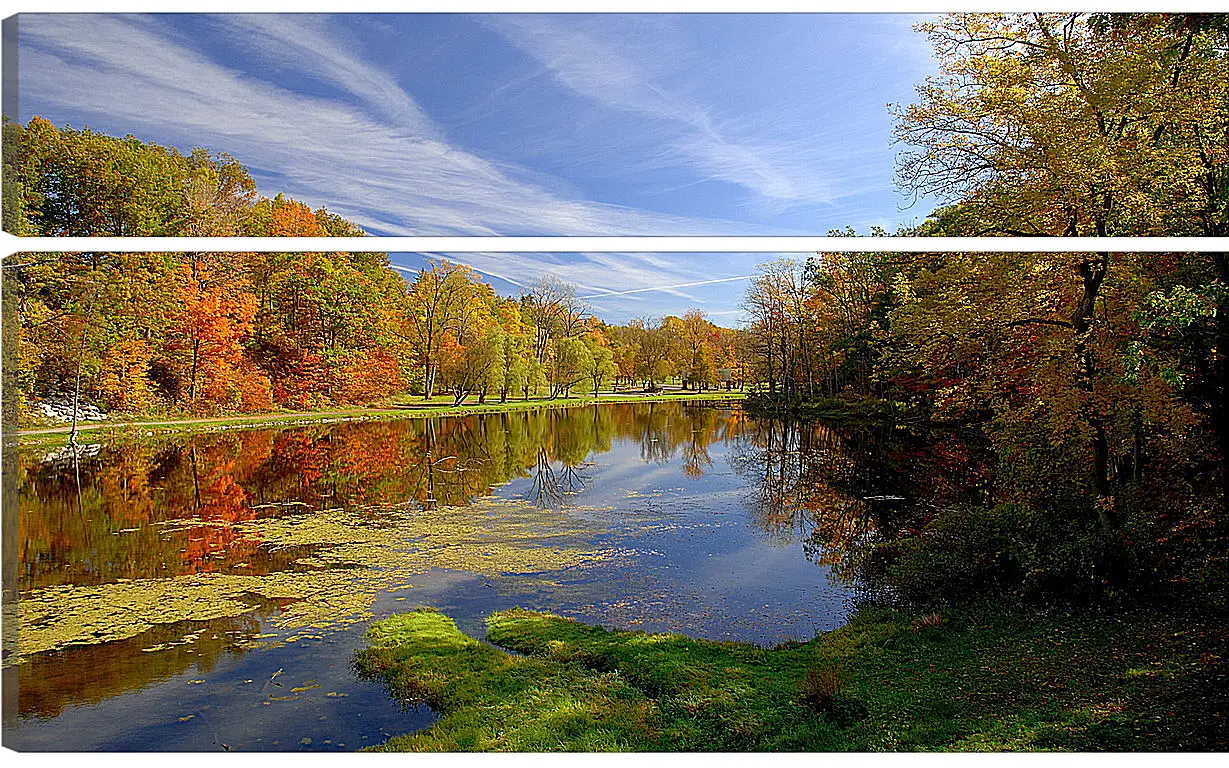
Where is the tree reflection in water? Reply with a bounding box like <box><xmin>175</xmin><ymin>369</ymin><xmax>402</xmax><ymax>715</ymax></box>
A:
<box><xmin>9</xmin><ymin>608</ymin><xmax>270</xmax><ymax>722</ymax></box>
<box><xmin>17</xmin><ymin>402</ymin><xmax>747</xmax><ymax>593</ymax></box>
<box><xmin>731</xmin><ymin>417</ymin><xmax>993</xmax><ymax>585</ymax></box>
<box><xmin>18</xmin><ymin>402</ymin><xmax>989</xmax><ymax>596</ymax></box>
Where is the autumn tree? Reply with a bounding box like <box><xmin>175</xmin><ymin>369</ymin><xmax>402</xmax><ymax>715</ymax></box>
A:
<box><xmin>6</xmin><ymin>118</ymin><xmax>258</xmax><ymax>237</ymax></box>
<box><xmin>895</xmin><ymin>12</ymin><xmax>1229</xmax><ymax>522</ymax></box>
<box><xmin>742</xmin><ymin>260</ymin><xmax>813</xmax><ymax>395</ymax></box>
<box><xmin>670</xmin><ymin>309</ymin><xmax>720</xmax><ymax>390</ymax></box>
<box><xmin>623</xmin><ymin>317</ymin><xmax>673</xmax><ymax>390</ymax></box>
<box><xmin>3</xmin><ymin>118</ymin><xmax>364</xmax><ymax>240</ymax></box>
<box><xmin>440</xmin><ymin>320</ymin><xmax>505</xmax><ymax>406</ymax></box>
<box><xmin>164</xmin><ymin>253</ymin><xmax>272</xmax><ymax>413</ymax></box>
<box><xmin>404</xmin><ymin>260</ymin><xmax>481</xmax><ymax>400</ymax></box>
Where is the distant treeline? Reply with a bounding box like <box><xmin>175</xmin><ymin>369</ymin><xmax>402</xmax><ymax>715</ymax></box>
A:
<box><xmin>3</xmin><ymin>248</ymin><xmax>748</xmax><ymax>419</ymax></box>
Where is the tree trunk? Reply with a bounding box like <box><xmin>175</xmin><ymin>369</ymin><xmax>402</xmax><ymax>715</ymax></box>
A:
<box><xmin>1071</xmin><ymin>252</ymin><xmax>1114</xmax><ymax>532</ymax></box>
<box><xmin>189</xmin><ymin>337</ymin><xmax>200</xmax><ymax>403</ymax></box>
<box><xmin>70</xmin><ymin>270</ymin><xmax>98</xmax><ymax>447</ymax></box>
<box><xmin>1211</xmin><ymin>252</ymin><xmax>1229</xmax><ymax>516</ymax></box>
<box><xmin>70</xmin><ymin>325</ymin><xmax>86</xmax><ymax>447</ymax></box>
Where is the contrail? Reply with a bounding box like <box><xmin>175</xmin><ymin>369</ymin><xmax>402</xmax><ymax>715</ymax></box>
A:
<box><xmin>391</xmin><ymin>262</ymin><xmax>747</xmax><ymax>297</ymax></box>
<box><xmin>389</xmin><ymin>259</ymin><xmax>527</xmax><ymax>289</ymax></box>
<box><xmin>580</xmin><ymin>275</ymin><xmax>754</xmax><ymax>300</ymax></box>
<box><xmin>469</xmin><ymin>268</ymin><xmax>527</xmax><ymax>289</ymax></box>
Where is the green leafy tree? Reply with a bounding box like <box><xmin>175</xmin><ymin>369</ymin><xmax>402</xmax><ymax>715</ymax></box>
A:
<box><xmin>582</xmin><ymin>335</ymin><xmax>617</xmax><ymax>397</ymax></box>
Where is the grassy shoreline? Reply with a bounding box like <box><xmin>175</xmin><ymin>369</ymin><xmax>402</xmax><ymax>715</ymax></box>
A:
<box><xmin>9</xmin><ymin>390</ymin><xmax>746</xmax><ymax>449</ymax></box>
<box><xmin>355</xmin><ymin>603</ymin><xmax>1227</xmax><ymax>752</ymax></box>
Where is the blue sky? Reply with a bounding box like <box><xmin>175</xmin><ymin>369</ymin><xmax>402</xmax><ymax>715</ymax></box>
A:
<box><xmin>17</xmin><ymin>13</ymin><xmax>941</xmax><ymax>322</ymax></box>
<box><xmin>396</xmin><ymin>251</ymin><xmax>771</xmax><ymax>325</ymax></box>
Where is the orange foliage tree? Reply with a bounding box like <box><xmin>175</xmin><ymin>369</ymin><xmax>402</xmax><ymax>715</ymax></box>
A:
<box><xmin>165</xmin><ymin>257</ymin><xmax>272</xmax><ymax>413</ymax></box>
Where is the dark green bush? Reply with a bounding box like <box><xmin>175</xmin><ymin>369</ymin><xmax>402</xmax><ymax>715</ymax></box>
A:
<box><xmin>874</xmin><ymin>502</ymin><xmax>1124</xmax><ymax>605</ymax></box>
<box><xmin>743</xmin><ymin>393</ymin><xmax>907</xmax><ymax>422</ymax></box>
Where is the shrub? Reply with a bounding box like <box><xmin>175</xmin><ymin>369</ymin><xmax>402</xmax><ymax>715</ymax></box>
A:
<box><xmin>874</xmin><ymin>501</ymin><xmax>1124</xmax><ymax>606</ymax></box>
<box><xmin>911</xmin><ymin>613</ymin><xmax>944</xmax><ymax>631</ymax></box>
<box><xmin>799</xmin><ymin>664</ymin><xmax>843</xmax><ymax>712</ymax></box>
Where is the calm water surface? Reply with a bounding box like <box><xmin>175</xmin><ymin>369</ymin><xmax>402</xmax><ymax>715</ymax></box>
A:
<box><xmin>2</xmin><ymin>401</ymin><xmax>962</xmax><ymax>751</ymax></box>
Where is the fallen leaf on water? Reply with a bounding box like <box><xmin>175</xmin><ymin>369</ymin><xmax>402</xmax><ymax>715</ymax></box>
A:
<box><xmin>291</xmin><ymin>683</ymin><xmax>321</xmax><ymax>693</ymax></box>
<box><xmin>187</xmin><ymin>679</ymin><xmax>205</xmax><ymax>685</ymax></box>
<box><xmin>178</xmin><ymin>715</ymin><xmax>195</xmax><ymax>722</ymax></box>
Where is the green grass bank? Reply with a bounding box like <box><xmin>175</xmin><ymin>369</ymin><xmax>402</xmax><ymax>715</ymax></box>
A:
<box><xmin>355</xmin><ymin>604</ymin><xmax>1227</xmax><ymax>752</ymax></box>
<box><xmin>10</xmin><ymin>390</ymin><xmax>746</xmax><ymax>449</ymax></box>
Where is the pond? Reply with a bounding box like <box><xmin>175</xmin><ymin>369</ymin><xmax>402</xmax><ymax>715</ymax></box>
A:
<box><xmin>1</xmin><ymin>400</ymin><xmax>979</xmax><ymax>751</ymax></box>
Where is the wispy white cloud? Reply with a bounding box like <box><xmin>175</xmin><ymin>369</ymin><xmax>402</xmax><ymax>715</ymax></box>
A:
<box><xmin>384</xmin><ymin>251</ymin><xmax>773</xmax><ymax>324</ymax></box>
<box><xmin>19</xmin><ymin>13</ymin><xmax>941</xmax><ymax>236</ymax></box>
<box><xmin>204</xmin><ymin>14</ymin><xmax>439</xmax><ymax>135</ymax></box>
<box><xmin>19</xmin><ymin>14</ymin><xmax>769</xmax><ymax>237</ymax></box>
<box><xmin>484</xmin><ymin>15</ymin><xmax>873</xmax><ymax>210</ymax></box>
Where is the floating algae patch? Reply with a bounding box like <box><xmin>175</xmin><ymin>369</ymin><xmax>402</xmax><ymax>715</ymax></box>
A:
<box><xmin>13</xmin><ymin>497</ymin><xmax>629</xmax><ymax>664</ymax></box>
<box><xmin>402</xmin><ymin>499</ymin><xmax>624</xmax><ymax>574</ymax></box>
<box><xmin>242</xmin><ymin>501</ymin><xmax>622</xmax><ymax>574</ymax></box>
<box><xmin>14</xmin><ymin>570</ymin><xmax>353</xmax><ymax>661</ymax></box>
